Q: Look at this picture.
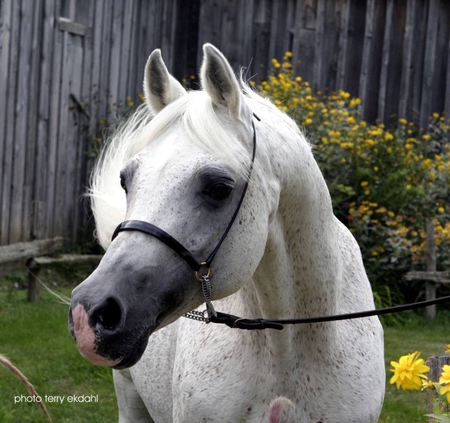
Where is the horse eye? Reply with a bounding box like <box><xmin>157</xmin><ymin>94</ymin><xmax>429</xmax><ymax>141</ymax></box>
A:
<box><xmin>120</xmin><ymin>174</ymin><xmax>127</xmax><ymax>193</ymax></box>
<box><xmin>204</xmin><ymin>183</ymin><xmax>233</xmax><ymax>201</ymax></box>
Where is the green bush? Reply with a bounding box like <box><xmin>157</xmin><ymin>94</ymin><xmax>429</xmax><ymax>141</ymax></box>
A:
<box><xmin>257</xmin><ymin>53</ymin><xmax>450</xmax><ymax>300</ymax></box>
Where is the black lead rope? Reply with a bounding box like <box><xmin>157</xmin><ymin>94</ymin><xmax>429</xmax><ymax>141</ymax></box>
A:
<box><xmin>208</xmin><ymin>295</ymin><xmax>450</xmax><ymax>331</ymax></box>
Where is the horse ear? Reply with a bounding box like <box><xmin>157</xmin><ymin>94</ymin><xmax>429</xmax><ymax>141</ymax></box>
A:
<box><xmin>200</xmin><ymin>44</ymin><xmax>251</xmax><ymax>123</ymax></box>
<box><xmin>143</xmin><ymin>49</ymin><xmax>187</xmax><ymax>114</ymax></box>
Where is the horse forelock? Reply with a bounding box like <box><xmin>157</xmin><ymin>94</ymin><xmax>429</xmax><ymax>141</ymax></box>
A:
<box><xmin>90</xmin><ymin>87</ymin><xmax>269</xmax><ymax>250</ymax></box>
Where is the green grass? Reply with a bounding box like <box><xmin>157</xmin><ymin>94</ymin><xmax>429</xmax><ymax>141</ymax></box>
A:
<box><xmin>0</xmin><ymin>273</ymin><xmax>449</xmax><ymax>422</ymax></box>
<box><xmin>0</xmin><ymin>283</ymin><xmax>118</xmax><ymax>423</ymax></box>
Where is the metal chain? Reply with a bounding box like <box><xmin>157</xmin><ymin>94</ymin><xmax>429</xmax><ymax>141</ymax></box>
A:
<box><xmin>183</xmin><ymin>275</ymin><xmax>217</xmax><ymax>323</ymax></box>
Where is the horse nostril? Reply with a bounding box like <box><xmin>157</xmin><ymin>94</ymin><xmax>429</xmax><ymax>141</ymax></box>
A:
<box><xmin>91</xmin><ymin>298</ymin><xmax>123</xmax><ymax>332</ymax></box>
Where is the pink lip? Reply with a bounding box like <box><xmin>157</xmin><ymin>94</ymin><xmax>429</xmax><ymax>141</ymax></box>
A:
<box><xmin>72</xmin><ymin>303</ymin><xmax>121</xmax><ymax>367</ymax></box>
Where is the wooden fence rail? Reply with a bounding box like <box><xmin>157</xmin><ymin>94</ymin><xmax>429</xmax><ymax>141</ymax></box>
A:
<box><xmin>1</xmin><ymin>0</ymin><xmax>449</xmax><ymax>246</ymax></box>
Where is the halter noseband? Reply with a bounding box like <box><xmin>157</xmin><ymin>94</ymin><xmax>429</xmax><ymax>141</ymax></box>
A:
<box><xmin>111</xmin><ymin>115</ymin><xmax>260</xmax><ymax>320</ymax></box>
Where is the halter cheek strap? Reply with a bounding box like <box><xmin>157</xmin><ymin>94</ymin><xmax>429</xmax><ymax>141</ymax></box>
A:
<box><xmin>111</xmin><ymin>115</ymin><xmax>260</xmax><ymax>320</ymax></box>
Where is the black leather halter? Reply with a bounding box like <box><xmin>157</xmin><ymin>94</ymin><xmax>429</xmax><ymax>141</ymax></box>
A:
<box><xmin>112</xmin><ymin>115</ymin><xmax>259</xmax><ymax>281</ymax></box>
<box><xmin>109</xmin><ymin>113</ymin><xmax>450</xmax><ymax>331</ymax></box>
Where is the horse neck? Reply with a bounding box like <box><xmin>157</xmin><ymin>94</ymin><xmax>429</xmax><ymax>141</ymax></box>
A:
<box><xmin>237</xmin><ymin>112</ymin><xmax>342</xmax><ymax>346</ymax></box>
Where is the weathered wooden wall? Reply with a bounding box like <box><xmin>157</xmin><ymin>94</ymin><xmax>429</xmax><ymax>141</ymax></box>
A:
<box><xmin>196</xmin><ymin>0</ymin><xmax>450</xmax><ymax>128</ymax></box>
<box><xmin>0</xmin><ymin>0</ymin><xmax>449</xmax><ymax>246</ymax></box>
<box><xmin>0</xmin><ymin>0</ymin><xmax>196</xmax><ymax>246</ymax></box>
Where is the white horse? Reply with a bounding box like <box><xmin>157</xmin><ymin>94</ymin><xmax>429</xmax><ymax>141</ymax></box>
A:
<box><xmin>69</xmin><ymin>44</ymin><xmax>385</xmax><ymax>422</ymax></box>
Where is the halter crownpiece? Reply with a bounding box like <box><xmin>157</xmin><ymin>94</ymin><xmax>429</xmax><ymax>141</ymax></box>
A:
<box><xmin>112</xmin><ymin>114</ymin><xmax>260</xmax><ymax>321</ymax></box>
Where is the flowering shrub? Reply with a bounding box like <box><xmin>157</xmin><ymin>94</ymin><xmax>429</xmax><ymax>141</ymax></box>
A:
<box><xmin>258</xmin><ymin>53</ymin><xmax>450</xmax><ymax>298</ymax></box>
<box><xmin>390</xmin><ymin>348</ymin><xmax>450</xmax><ymax>421</ymax></box>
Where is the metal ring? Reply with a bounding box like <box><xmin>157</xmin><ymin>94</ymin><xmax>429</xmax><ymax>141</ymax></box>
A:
<box><xmin>232</xmin><ymin>318</ymin><xmax>245</xmax><ymax>329</ymax></box>
<box><xmin>195</xmin><ymin>262</ymin><xmax>211</xmax><ymax>282</ymax></box>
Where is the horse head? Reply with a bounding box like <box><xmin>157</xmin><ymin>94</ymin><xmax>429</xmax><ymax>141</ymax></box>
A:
<box><xmin>69</xmin><ymin>45</ymin><xmax>277</xmax><ymax>369</ymax></box>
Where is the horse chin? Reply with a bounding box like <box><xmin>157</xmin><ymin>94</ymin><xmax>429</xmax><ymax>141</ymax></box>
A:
<box><xmin>110</xmin><ymin>336</ymin><xmax>150</xmax><ymax>369</ymax></box>
<box><xmin>95</xmin><ymin>325</ymin><xmax>155</xmax><ymax>370</ymax></box>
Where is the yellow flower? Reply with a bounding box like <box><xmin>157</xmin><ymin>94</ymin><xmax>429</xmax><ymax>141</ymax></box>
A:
<box><xmin>304</xmin><ymin>118</ymin><xmax>313</xmax><ymax>126</ymax></box>
<box><xmin>438</xmin><ymin>207</ymin><xmax>445</xmax><ymax>214</ymax></box>
<box><xmin>271</xmin><ymin>59</ymin><xmax>281</xmax><ymax>69</ymax></box>
<box><xmin>445</xmin><ymin>344</ymin><xmax>450</xmax><ymax>353</ymax></box>
<box><xmin>384</xmin><ymin>132</ymin><xmax>394</xmax><ymax>141</ymax></box>
<box><xmin>421</xmin><ymin>379</ymin><xmax>435</xmax><ymax>391</ymax></box>
<box><xmin>399</xmin><ymin>118</ymin><xmax>408</xmax><ymax>125</ymax></box>
<box><xmin>361</xmin><ymin>181</ymin><xmax>369</xmax><ymax>187</ymax></box>
<box><xmin>423</xmin><ymin>134</ymin><xmax>431</xmax><ymax>141</ymax></box>
<box><xmin>439</xmin><ymin>365</ymin><xmax>450</xmax><ymax>402</ymax></box>
<box><xmin>390</xmin><ymin>351</ymin><xmax>430</xmax><ymax>390</ymax></box>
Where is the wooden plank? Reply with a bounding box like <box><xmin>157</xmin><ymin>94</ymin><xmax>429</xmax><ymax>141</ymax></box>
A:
<box><xmin>29</xmin><ymin>254</ymin><xmax>103</xmax><ymax>267</ymax></box>
<box><xmin>197</xmin><ymin>0</ymin><xmax>222</xmax><ymax>66</ymax></box>
<box><xmin>0</xmin><ymin>237</ymin><xmax>64</xmax><ymax>263</ymax></box>
<box><xmin>63</xmin><ymin>34</ymin><xmax>84</xmax><ymax>242</ymax></box>
<box><xmin>398</xmin><ymin>0</ymin><xmax>416</xmax><ymax>119</ymax></box>
<box><xmin>23</xmin><ymin>0</ymin><xmax>44</xmax><ymax>242</ymax></box>
<box><xmin>0</xmin><ymin>0</ymin><xmax>12</xmax><ymax>244</ymax></box>
<box><xmin>252</xmin><ymin>0</ymin><xmax>271</xmax><ymax>80</ymax></box>
<box><xmin>0</xmin><ymin>237</ymin><xmax>64</xmax><ymax>277</ymax></box>
<box><xmin>99</xmin><ymin>0</ymin><xmax>113</xmax><ymax>123</ymax></box>
<box><xmin>172</xmin><ymin>0</ymin><xmax>201</xmax><ymax>82</ymax></box>
<box><xmin>343</xmin><ymin>0</ymin><xmax>366</xmax><ymax>97</ymax></box>
<box><xmin>312</xmin><ymin>0</ymin><xmax>325</xmax><ymax>90</ymax></box>
<box><xmin>429</xmin><ymin>0</ymin><xmax>450</xmax><ymax>118</ymax></box>
<box><xmin>360</xmin><ymin>0</ymin><xmax>385</xmax><ymax>122</ymax></box>
<box><xmin>446</xmin><ymin>16</ymin><xmax>450</xmax><ymax>118</ymax></box>
<box><xmin>58</xmin><ymin>19</ymin><xmax>89</xmax><ymax>36</ymax></box>
<box><xmin>9</xmin><ymin>0</ymin><xmax>35</xmax><ymax>243</ymax></box>
<box><xmin>358</xmin><ymin>0</ymin><xmax>375</xmax><ymax>117</ymax></box>
<box><xmin>125</xmin><ymin>0</ymin><xmax>140</xmax><ymax>99</ymax></box>
<box><xmin>292</xmin><ymin>0</ymin><xmax>317</xmax><ymax>84</ymax></box>
<box><xmin>134</xmin><ymin>0</ymin><xmax>152</xmax><ymax>99</ymax></box>
<box><xmin>1</xmin><ymin>0</ymin><xmax>20</xmax><ymax>245</ymax></box>
<box><xmin>89</xmin><ymin>0</ymin><xmax>104</xmax><ymax>137</ymax></box>
<box><xmin>404</xmin><ymin>271</ymin><xmax>450</xmax><ymax>283</ymax></box>
<box><xmin>336</xmin><ymin>0</ymin><xmax>351</xmax><ymax>90</ymax></box>
<box><xmin>377</xmin><ymin>0</ymin><xmax>394</xmax><ymax>122</ymax></box>
<box><xmin>420</xmin><ymin>0</ymin><xmax>439</xmax><ymax>129</ymax></box>
<box><xmin>321</xmin><ymin>0</ymin><xmax>343</xmax><ymax>90</ymax></box>
<box><xmin>109</xmin><ymin>0</ymin><xmax>124</xmax><ymax>107</ymax></box>
<box><xmin>411</xmin><ymin>0</ymin><xmax>428</xmax><ymax>123</ymax></box>
<box><xmin>384</xmin><ymin>0</ymin><xmax>407</xmax><ymax>125</ymax></box>
<box><xmin>426</xmin><ymin>220</ymin><xmax>437</xmax><ymax>319</ymax></box>
<box><xmin>426</xmin><ymin>355</ymin><xmax>450</xmax><ymax>418</ymax></box>
<box><xmin>33</xmin><ymin>0</ymin><xmax>56</xmax><ymax>240</ymax></box>
<box><xmin>46</xmin><ymin>17</ymin><xmax>64</xmax><ymax>239</ymax></box>
<box><xmin>77</xmin><ymin>0</ymin><xmax>95</xmax><ymax>242</ymax></box>
<box><xmin>118</xmin><ymin>0</ymin><xmax>134</xmax><ymax>102</ymax></box>
<box><xmin>52</xmin><ymin>30</ymin><xmax>71</xmax><ymax>237</ymax></box>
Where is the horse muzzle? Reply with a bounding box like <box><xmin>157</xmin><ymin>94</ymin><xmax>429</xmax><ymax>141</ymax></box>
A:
<box><xmin>68</xmin><ymin>299</ymin><xmax>157</xmax><ymax>369</ymax></box>
<box><xmin>69</xmin><ymin>275</ymin><xmax>160</xmax><ymax>369</ymax></box>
